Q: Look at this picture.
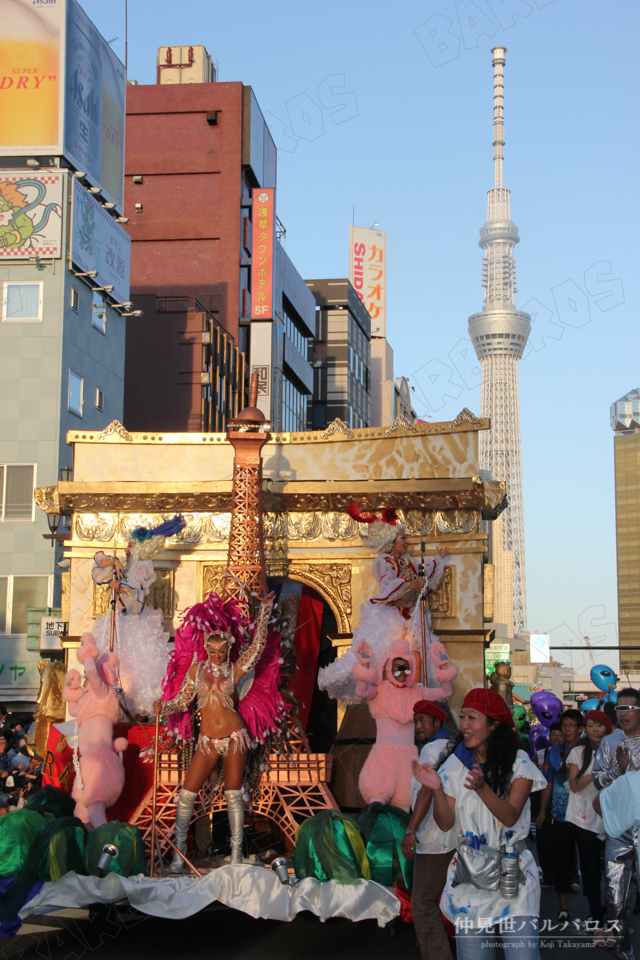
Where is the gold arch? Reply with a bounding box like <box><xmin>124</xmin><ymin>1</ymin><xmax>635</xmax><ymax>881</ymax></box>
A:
<box><xmin>285</xmin><ymin>562</ymin><xmax>352</xmax><ymax>633</ymax></box>
<box><xmin>200</xmin><ymin>560</ymin><xmax>352</xmax><ymax>632</ymax></box>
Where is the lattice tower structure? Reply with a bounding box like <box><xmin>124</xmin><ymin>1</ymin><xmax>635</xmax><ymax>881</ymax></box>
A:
<box><xmin>224</xmin><ymin>371</ymin><xmax>270</xmax><ymax>607</ymax></box>
<box><xmin>468</xmin><ymin>47</ymin><xmax>531</xmax><ymax>637</ymax></box>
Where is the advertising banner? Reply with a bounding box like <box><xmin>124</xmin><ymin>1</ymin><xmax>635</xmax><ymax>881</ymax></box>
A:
<box><xmin>0</xmin><ymin>170</ymin><xmax>63</xmax><ymax>258</ymax></box>
<box><xmin>0</xmin><ymin>0</ymin><xmax>65</xmax><ymax>156</ymax></box>
<box><xmin>71</xmin><ymin>177</ymin><xmax>130</xmax><ymax>305</ymax></box>
<box><xmin>251</xmin><ymin>189</ymin><xmax>275</xmax><ymax>319</ymax></box>
<box><xmin>349</xmin><ymin>225</ymin><xmax>387</xmax><ymax>337</ymax></box>
<box><xmin>65</xmin><ymin>0</ymin><xmax>126</xmax><ymax>210</ymax></box>
<box><xmin>0</xmin><ymin>0</ymin><xmax>125</xmax><ymax>212</ymax></box>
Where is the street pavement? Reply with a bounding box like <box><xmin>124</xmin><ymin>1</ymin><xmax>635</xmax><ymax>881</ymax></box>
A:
<box><xmin>2</xmin><ymin>844</ymin><xmax>638</xmax><ymax>960</ymax></box>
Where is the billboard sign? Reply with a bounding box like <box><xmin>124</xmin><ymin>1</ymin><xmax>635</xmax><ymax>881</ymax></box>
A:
<box><xmin>0</xmin><ymin>171</ymin><xmax>63</xmax><ymax>259</ymax></box>
<box><xmin>251</xmin><ymin>189</ymin><xmax>275</xmax><ymax>319</ymax></box>
<box><xmin>71</xmin><ymin>177</ymin><xmax>130</xmax><ymax>305</ymax></box>
<box><xmin>349</xmin><ymin>225</ymin><xmax>387</xmax><ymax>337</ymax></box>
<box><xmin>530</xmin><ymin>633</ymin><xmax>551</xmax><ymax>664</ymax></box>
<box><xmin>64</xmin><ymin>0</ymin><xmax>126</xmax><ymax>210</ymax></box>
<box><xmin>0</xmin><ymin>0</ymin><xmax>65</xmax><ymax>157</ymax></box>
<box><xmin>0</xmin><ymin>0</ymin><xmax>125</xmax><ymax>212</ymax></box>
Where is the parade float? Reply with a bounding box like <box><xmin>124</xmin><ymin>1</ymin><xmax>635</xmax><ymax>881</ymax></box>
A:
<box><xmin>5</xmin><ymin>377</ymin><xmax>504</xmax><ymax>929</ymax></box>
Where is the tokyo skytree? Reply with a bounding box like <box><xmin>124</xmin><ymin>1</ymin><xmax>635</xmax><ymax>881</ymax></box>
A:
<box><xmin>468</xmin><ymin>47</ymin><xmax>530</xmax><ymax>637</ymax></box>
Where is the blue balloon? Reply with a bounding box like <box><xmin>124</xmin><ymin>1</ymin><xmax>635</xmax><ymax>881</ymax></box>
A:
<box><xmin>581</xmin><ymin>698</ymin><xmax>601</xmax><ymax>713</ymax></box>
<box><xmin>604</xmin><ymin>690</ymin><xmax>618</xmax><ymax>703</ymax></box>
<box><xmin>590</xmin><ymin>664</ymin><xmax>618</xmax><ymax>693</ymax></box>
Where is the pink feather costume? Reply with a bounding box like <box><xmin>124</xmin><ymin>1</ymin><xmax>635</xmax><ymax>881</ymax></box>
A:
<box><xmin>63</xmin><ymin>634</ymin><xmax>127</xmax><ymax>829</ymax></box>
<box><xmin>355</xmin><ymin>637</ymin><xmax>457</xmax><ymax>811</ymax></box>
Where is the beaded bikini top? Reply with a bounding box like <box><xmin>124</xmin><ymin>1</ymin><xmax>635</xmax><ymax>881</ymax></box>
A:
<box><xmin>195</xmin><ymin>660</ymin><xmax>235</xmax><ymax>712</ymax></box>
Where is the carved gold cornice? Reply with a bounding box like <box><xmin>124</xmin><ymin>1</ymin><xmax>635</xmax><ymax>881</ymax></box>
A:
<box><xmin>69</xmin><ymin>508</ymin><xmax>481</xmax><ymax>546</ymax></box>
<box><xmin>36</xmin><ymin>482</ymin><xmax>500</xmax><ymax>516</ymax></box>
<box><xmin>66</xmin><ymin>410</ymin><xmax>489</xmax><ymax>447</ymax></box>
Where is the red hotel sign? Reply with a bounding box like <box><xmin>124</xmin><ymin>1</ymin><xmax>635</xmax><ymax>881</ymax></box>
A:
<box><xmin>251</xmin><ymin>188</ymin><xmax>275</xmax><ymax>319</ymax></box>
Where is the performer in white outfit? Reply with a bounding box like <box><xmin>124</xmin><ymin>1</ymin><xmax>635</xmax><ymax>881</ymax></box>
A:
<box><xmin>318</xmin><ymin>504</ymin><xmax>454</xmax><ymax>702</ymax></box>
<box><xmin>91</xmin><ymin>515</ymin><xmax>185</xmax><ymax>719</ymax></box>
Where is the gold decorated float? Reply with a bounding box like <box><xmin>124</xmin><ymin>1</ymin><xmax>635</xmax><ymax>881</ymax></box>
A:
<box><xmin>36</xmin><ymin>408</ymin><xmax>503</xmax><ymax>720</ymax></box>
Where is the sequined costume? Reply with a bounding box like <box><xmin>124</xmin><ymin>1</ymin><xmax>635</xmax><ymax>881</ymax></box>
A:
<box><xmin>593</xmin><ymin>730</ymin><xmax>640</xmax><ymax>958</ymax></box>
<box><xmin>197</xmin><ymin>729</ymin><xmax>252</xmax><ymax>758</ymax></box>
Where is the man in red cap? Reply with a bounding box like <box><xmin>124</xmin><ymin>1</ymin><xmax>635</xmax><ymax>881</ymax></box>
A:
<box><xmin>413</xmin><ymin>699</ymin><xmax>452</xmax><ymax>749</ymax></box>
<box><xmin>401</xmin><ymin>700</ymin><xmax>457</xmax><ymax>960</ymax></box>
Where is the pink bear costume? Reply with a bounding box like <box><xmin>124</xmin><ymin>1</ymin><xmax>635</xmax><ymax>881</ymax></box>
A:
<box><xmin>354</xmin><ymin>637</ymin><xmax>457</xmax><ymax>811</ymax></box>
<box><xmin>63</xmin><ymin>633</ymin><xmax>128</xmax><ymax>829</ymax></box>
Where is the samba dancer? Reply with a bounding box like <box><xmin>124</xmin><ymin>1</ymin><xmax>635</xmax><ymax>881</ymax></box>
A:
<box><xmin>154</xmin><ymin>592</ymin><xmax>275</xmax><ymax>870</ymax></box>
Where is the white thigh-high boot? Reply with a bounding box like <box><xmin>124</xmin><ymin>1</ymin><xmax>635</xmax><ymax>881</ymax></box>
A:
<box><xmin>169</xmin><ymin>787</ymin><xmax>197</xmax><ymax>874</ymax></box>
<box><xmin>225</xmin><ymin>790</ymin><xmax>244</xmax><ymax>864</ymax></box>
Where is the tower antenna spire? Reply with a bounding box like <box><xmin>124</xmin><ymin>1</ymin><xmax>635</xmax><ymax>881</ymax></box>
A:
<box><xmin>492</xmin><ymin>46</ymin><xmax>505</xmax><ymax>189</ymax></box>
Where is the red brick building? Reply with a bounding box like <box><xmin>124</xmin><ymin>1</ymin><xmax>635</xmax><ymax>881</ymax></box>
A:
<box><xmin>122</xmin><ymin>65</ymin><xmax>314</xmax><ymax>434</ymax></box>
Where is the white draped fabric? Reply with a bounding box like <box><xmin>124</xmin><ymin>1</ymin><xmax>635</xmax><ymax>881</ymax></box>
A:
<box><xmin>20</xmin><ymin>865</ymin><xmax>401</xmax><ymax>927</ymax></box>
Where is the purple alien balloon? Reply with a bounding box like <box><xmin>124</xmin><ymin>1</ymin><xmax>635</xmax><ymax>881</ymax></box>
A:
<box><xmin>531</xmin><ymin>692</ymin><xmax>563</xmax><ymax>728</ymax></box>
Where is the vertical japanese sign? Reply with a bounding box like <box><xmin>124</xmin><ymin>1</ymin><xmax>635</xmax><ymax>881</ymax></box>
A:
<box><xmin>64</xmin><ymin>0</ymin><xmax>126</xmax><ymax>211</ymax></box>
<box><xmin>251</xmin><ymin>188</ymin><xmax>275</xmax><ymax>319</ymax></box>
<box><xmin>349</xmin><ymin>225</ymin><xmax>387</xmax><ymax>336</ymax></box>
<box><xmin>71</xmin><ymin>177</ymin><xmax>130</xmax><ymax>304</ymax></box>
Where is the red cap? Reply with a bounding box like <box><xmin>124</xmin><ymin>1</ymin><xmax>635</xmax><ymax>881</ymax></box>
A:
<box><xmin>461</xmin><ymin>688</ymin><xmax>515</xmax><ymax>728</ymax></box>
<box><xmin>413</xmin><ymin>700</ymin><xmax>449</xmax><ymax>723</ymax></box>
<box><xmin>584</xmin><ymin>709</ymin><xmax>612</xmax><ymax>734</ymax></box>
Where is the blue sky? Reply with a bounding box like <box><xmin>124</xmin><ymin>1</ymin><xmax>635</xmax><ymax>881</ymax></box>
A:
<box><xmin>82</xmin><ymin>0</ymin><xmax>639</xmax><ymax>675</ymax></box>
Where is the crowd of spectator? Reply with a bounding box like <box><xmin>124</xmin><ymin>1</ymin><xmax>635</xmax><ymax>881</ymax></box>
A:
<box><xmin>0</xmin><ymin>704</ymin><xmax>42</xmax><ymax>816</ymax></box>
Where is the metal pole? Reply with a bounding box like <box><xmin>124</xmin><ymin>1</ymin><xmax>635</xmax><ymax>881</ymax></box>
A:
<box><xmin>109</xmin><ymin>513</ymin><xmax>120</xmax><ymax>652</ymax></box>
<box><xmin>150</xmin><ymin>708</ymin><xmax>160</xmax><ymax>878</ymax></box>
<box><xmin>420</xmin><ymin>542</ymin><xmax>427</xmax><ymax>686</ymax></box>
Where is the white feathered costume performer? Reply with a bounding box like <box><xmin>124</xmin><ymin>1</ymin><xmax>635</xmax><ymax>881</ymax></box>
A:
<box><xmin>91</xmin><ymin>515</ymin><xmax>186</xmax><ymax>718</ymax></box>
<box><xmin>318</xmin><ymin>504</ymin><xmax>457</xmax><ymax>704</ymax></box>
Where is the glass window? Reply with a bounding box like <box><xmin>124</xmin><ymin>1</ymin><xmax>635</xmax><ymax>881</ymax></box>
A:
<box><xmin>92</xmin><ymin>291</ymin><xmax>106</xmax><ymax>333</ymax></box>
<box><xmin>2</xmin><ymin>281</ymin><xmax>43</xmax><ymax>322</ymax></box>
<box><xmin>9</xmin><ymin>576</ymin><xmax>49</xmax><ymax>635</ymax></box>
<box><xmin>281</xmin><ymin>373</ymin><xmax>307</xmax><ymax>432</ymax></box>
<box><xmin>2</xmin><ymin>465</ymin><xmax>35</xmax><ymax>521</ymax></box>
<box><xmin>96</xmin><ymin>388</ymin><xmax>104</xmax><ymax>411</ymax></box>
<box><xmin>71</xmin><ymin>287</ymin><xmax>79</xmax><ymax>312</ymax></box>
<box><xmin>283</xmin><ymin>305</ymin><xmax>308</xmax><ymax>357</ymax></box>
<box><xmin>0</xmin><ymin>578</ymin><xmax>6</xmax><ymax>633</ymax></box>
<box><xmin>68</xmin><ymin>370</ymin><xmax>83</xmax><ymax>418</ymax></box>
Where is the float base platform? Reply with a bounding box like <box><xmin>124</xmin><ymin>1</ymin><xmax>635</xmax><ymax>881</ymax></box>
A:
<box><xmin>19</xmin><ymin>864</ymin><xmax>400</xmax><ymax>927</ymax></box>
